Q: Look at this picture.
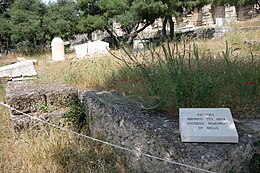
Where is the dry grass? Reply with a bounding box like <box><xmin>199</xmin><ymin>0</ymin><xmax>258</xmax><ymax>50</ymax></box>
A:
<box><xmin>0</xmin><ymin>50</ymin><xmax>132</xmax><ymax>173</ymax></box>
<box><xmin>36</xmin><ymin>53</ymin><xmax>123</xmax><ymax>90</ymax></box>
<box><xmin>228</xmin><ymin>15</ymin><xmax>260</xmax><ymax>28</ymax></box>
<box><xmin>1</xmin><ymin>17</ymin><xmax>260</xmax><ymax>172</ymax></box>
<box><xmin>0</xmin><ymin>83</ymin><xmax>130</xmax><ymax>173</ymax></box>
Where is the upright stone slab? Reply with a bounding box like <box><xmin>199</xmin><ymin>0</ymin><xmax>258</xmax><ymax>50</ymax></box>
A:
<box><xmin>74</xmin><ymin>41</ymin><xmax>109</xmax><ymax>59</ymax></box>
<box><xmin>74</xmin><ymin>43</ymin><xmax>88</xmax><ymax>59</ymax></box>
<box><xmin>179</xmin><ymin>108</ymin><xmax>239</xmax><ymax>143</ymax></box>
<box><xmin>51</xmin><ymin>37</ymin><xmax>65</xmax><ymax>61</ymax></box>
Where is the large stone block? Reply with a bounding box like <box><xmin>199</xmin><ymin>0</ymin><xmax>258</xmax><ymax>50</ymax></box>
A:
<box><xmin>83</xmin><ymin>91</ymin><xmax>259</xmax><ymax>173</ymax></box>
<box><xmin>6</xmin><ymin>81</ymin><xmax>78</xmax><ymax>115</ymax></box>
<box><xmin>11</xmin><ymin>111</ymin><xmax>65</xmax><ymax>131</ymax></box>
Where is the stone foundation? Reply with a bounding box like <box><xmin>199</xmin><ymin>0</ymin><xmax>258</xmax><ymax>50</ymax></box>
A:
<box><xmin>5</xmin><ymin>83</ymin><xmax>260</xmax><ymax>173</ymax></box>
<box><xmin>6</xmin><ymin>81</ymin><xmax>78</xmax><ymax>130</ymax></box>
<box><xmin>83</xmin><ymin>91</ymin><xmax>259</xmax><ymax>173</ymax></box>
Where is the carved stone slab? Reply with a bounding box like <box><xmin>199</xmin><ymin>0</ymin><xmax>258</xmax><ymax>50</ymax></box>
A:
<box><xmin>179</xmin><ymin>108</ymin><xmax>239</xmax><ymax>143</ymax></box>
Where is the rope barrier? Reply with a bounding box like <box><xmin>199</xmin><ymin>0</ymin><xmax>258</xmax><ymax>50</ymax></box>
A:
<box><xmin>0</xmin><ymin>101</ymin><xmax>217</xmax><ymax>173</ymax></box>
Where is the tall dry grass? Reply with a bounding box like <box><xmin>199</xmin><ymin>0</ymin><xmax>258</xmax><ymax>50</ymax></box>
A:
<box><xmin>36</xmin><ymin>54</ymin><xmax>122</xmax><ymax>90</ymax></box>
<box><xmin>0</xmin><ymin>84</ymin><xmax>131</xmax><ymax>173</ymax></box>
<box><xmin>1</xmin><ymin>16</ymin><xmax>260</xmax><ymax>172</ymax></box>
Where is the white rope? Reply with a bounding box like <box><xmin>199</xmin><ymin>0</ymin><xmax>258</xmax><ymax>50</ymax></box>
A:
<box><xmin>0</xmin><ymin>102</ymin><xmax>217</xmax><ymax>173</ymax></box>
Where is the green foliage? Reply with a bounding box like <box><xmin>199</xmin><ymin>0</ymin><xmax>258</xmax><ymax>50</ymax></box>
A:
<box><xmin>1</xmin><ymin>0</ymin><xmax>259</xmax><ymax>52</ymax></box>
<box><xmin>9</xmin><ymin>0</ymin><xmax>46</xmax><ymax>52</ymax></box>
<box><xmin>0</xmin><ymin>0</ymin><xmax>14</xmax><ymax>16</ymax></box>
<box><xmin>43</xmin><ymin>0</ymin><xmax>79</xmax><ymax>41</ymax></box>
<box><xmin>250</xmin><ymin>153</ymin><xmax>260</xmax><ymax>173</ymax></box>
<box><xmin>0</xmin><ymin>16</ymin><xmax>11</xmax><ymax>49</ymax></box>
<box><xmin>64</xmin><ymin>100</ymin><xmax>87</xmax><ymax>129</ymax></box>
<box><xmin>37</xmin><ymin>104</ymin><xmax>49</xmax><ymax>112</ymax></box>
<box><xmin>110</xmin><ymin>42</ymin><xmax>260</xmax><ymax>114</ymax></box>
<box><xmin>0</xmin><ymin>0</ymin><xmax>79</xmax><ymax>54</ymax></box>
<box><xmin>77</xmin><ymin>0</ymin><xmax>213</xmax><ymax>44</ymax></box>
<box><xmin>76</xmin><ymin>14</ymin><xmax>105</xmax><ymax>33</ymax></box>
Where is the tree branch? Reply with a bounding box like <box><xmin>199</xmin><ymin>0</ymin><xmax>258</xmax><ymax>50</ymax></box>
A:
<box><xmin>136</xmin><ymin>20</ymin><xmax>154</xmax><ymax>33</ymax></box>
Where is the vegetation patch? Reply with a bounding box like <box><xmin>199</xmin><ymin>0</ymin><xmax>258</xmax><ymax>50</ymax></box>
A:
<box><xmin>64</xmin><ymin>99</ymin><xmax>88</xmax><ymax>131</ymax></box>
<box><xmin>106</xmin><ymin>41</ymin><xmax>260</xmax><ymax>116</ymax></box>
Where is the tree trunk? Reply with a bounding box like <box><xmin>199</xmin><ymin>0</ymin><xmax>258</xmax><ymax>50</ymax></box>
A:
<box><xmin>126</xmin><ymin>21</ymin><xmax>154</xmax><ymax>46</ymax></box>
<box><xmin>126</xmin><ymin>32</ymin><xmax>137</xmax><ymax>45</ymax></box>
<box><xmin>104</xmin><ymin>26</ymin><xmax>120</xmax><ymax>48</ymax></box>
<box><xmin>162</xmin><ymin>17</ymin><xmax>167</xmax><ymax>37</ymax></box>
<box><xmin>162</xmin><ymin>16</ymin><xmax>174</xmax><ymax>39</ymax></box>
<box><xmin>168</xmin><ymin>16</ymin><xmax>174</xmax><ymax>39</ymax></box>
<box><xmin>87</xmin><ymin>32</ymin><xmax>93</xmax><ymax>41</ymax></box>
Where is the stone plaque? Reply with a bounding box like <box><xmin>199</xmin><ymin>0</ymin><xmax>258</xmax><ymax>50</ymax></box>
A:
<box><xmin>179</xmin><ymin>108</ymin><xmax>238</xmax><ymax>143</ymax></box>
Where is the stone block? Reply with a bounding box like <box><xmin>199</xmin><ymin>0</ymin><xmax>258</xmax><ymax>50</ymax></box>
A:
<box><xmin>51</xmin><ymin>37</ymin><xmax>65</xmax><ymax>61</ymax></box>
<box><xmin>17</xmin><ymin>57</ymin><xmax>38</xmax><ymax>64</ymax></box>
<box><xmin>6</xmin><ymin>81</ymin><xmax>78</xmax><ymax>115</ymax></box>
<box><xmin>0</xmin><ymin>61</ymin><xmax>37</xmax><ymax>79</ymax></box>
<box><xmin>11</xmin><ymin>111</ymin><xmax>66</xmax><ymax>131</ymax></box>
<box><xmin>74</xmin><ymin>41</ymin><xmax>109</xmax><ymax>59</ymax></box>
<box><xmin>83</xmin><ymin>91</ymin><xmax>259</xmax><ymax>173</ymax></box>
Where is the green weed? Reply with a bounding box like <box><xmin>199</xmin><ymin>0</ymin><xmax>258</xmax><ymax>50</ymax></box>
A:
<box><xmin>63</xmin><ymin>100</ymin><xmax>88</xmax><ymax>130</ymax></box>
<box><xmin>109</xmin><ymin>41</ymin><xmax>260</xmax><ymax>116</ymax></box>
<box><xmin>250</xmin><ymin>153</ymin><xmax>260</xmax><ymax>173</ymax></box>
<box><xmin>37</xmin><ymin>104</ymin><xmax>49</xmax><ymax>112</ymax></box>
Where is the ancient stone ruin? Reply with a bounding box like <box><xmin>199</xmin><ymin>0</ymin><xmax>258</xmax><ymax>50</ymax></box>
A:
<box><xmin>5</xmin><ymin>82</ymin><xmax>260</xmax><ymax>173</ymax></box>
<box><xmin>6</xmin><ymin>81</ymin><xmax>78</xmax><ymax>130</ymax></box>
<box><xmin>0</xmin><ymin>60</ymin><xmax>37</xmax><ymax>81</ymax></box>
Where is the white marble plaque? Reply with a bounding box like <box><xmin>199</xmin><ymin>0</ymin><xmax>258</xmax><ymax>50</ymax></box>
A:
<box><xmin>179</xmin><ymin>108</ymin><xmax>238</xmax><ymax>143</ymax></box>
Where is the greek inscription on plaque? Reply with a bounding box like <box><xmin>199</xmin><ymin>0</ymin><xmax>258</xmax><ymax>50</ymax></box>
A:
<box><xmin>179</xmin><ymin>108</ymin><xmax>238</xmax><ymax>143</ymax></box>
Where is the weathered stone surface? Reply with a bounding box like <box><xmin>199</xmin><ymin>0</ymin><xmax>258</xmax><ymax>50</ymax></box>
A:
<box><xmin>237</xmin><ymin>5</ymin><xmax>254</xmax><ymax>21</ymax></box>
<box><xmin>0</xmin><ymin>61</ymin><xmax>37</xmax><ymax>79</ymax></box>
<box><xmin>6</xmin><ymin>81</ymin><xmax>78</xmax><ymax>115</ymax></box>
<box><xmin>4</xmin><ymin>83</ymin><xmax>260</xmax><ymax>172</ymax></box>
<box><xmin>74</xmin><ymin>40</ymin><xmax>110</xmax><ymax>59</ymax></box>
<box><xmin>133</xmin><ymin>40</ymin><xmax>148</xmax><ymax>51</ymax></box>
<box><xmin>83</xmin><ymin>91</ymin><xmax>260</xmax><ymax>173</ymax></box>
<box><xmin>213</xmin><ymin>27</ymin><xmax>232</xmax><ymax>39</ymax></box>
<box><xmin>51</xmin><ymin>37</ymin><xmax>65</xmax><ymax>61</ymax></box>
<box><xmin>11</xmin><ymin>111</ymin><xmax>66</xmax><ymax>131</ymax></box>
<box><xmin>17</xmin><ymin>57</ymin><xmax>38</xmax><ymax>64</ymax></box>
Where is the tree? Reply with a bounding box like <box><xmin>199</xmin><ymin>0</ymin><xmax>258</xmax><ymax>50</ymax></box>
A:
<box><xmin>43</xmin><ymin>0</ymin><xmax>79</xmax><ymax>43</ymax></box>
<box><xmin>77</xmin><ymin>0</ymin><xmax>167</xmax><ymax>45</ymax></box>
<box><xmin>0</xmin><ymin>0</ymin><xmax>14</xmax><ymax>16</ymax></box>
<box><xmin>10</xmin><ymin>0</ymin><xmax>46</xmax><ymax>49</ymax></box>
<box><xmin>78</xmin><ymin>0</ymin><xmax>214</xmax><ymax>45</ymax></box>
<box><xmin>0</xmin><ymin>0</ymin><xmax>13</xmax><ymax>53</ymax></box>
<box><xmin>161</xmin><ymin>0</ymin><xmax>213</xmax><ymax>39</ymax></box>
<box><xmin>116</xmin><ymin>0</ymin><xmax>167</xmax><ymax>44</ymax></box>
<box><xmin>0</xmin><ymin>16</ymin><xmax>11</xmax><ymax>53</ymax></box>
